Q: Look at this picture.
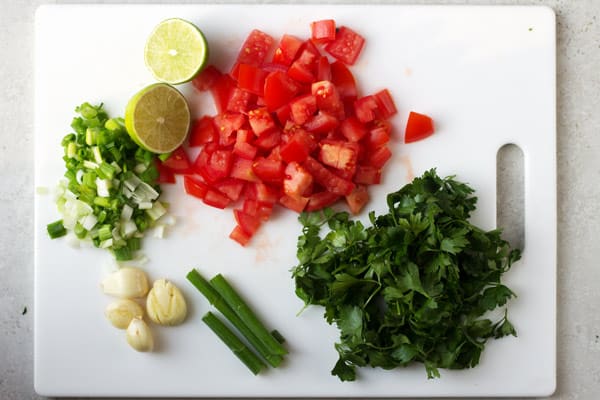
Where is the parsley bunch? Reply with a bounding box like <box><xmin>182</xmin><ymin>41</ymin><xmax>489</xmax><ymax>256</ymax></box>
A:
<box><xmin>292</xmin><ymin>169</ymin><xmax>521</xmax><ymax>381</ymax></box>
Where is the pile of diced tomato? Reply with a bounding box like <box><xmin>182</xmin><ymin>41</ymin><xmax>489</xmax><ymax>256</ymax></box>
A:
<box><xmin>157</xmin><ymin>20</ymin><xmax>407</xmax><ymax>246</ymax></box>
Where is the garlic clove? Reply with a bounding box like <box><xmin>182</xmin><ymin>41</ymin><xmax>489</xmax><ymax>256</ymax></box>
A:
<box><xmin>126</xmin><ymin>317</ymin><xmax>154</xmax><ymax>352</ymax></box>
<box><xmin>105</xmin><ymin>299</ymin><xmax>143</xmax><ymax>329</ymax></box>
<box><xmin>101</xmin><ymin>267</ymin><xmax>149</xmax><ymax>298</ymax></box>
<box><xmin>146</xmin><ymin>279</ymin><xmax>187</xmax><ymax>326</ymax></box>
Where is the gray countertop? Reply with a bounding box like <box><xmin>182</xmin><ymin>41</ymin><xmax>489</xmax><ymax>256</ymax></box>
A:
<box><xmin>1</xmin><ymin>0</ymin><xmax>599</xmax><ymax>399</ymax></box>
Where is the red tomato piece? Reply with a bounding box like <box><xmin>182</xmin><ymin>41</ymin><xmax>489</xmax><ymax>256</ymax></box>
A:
<box><xmin>305</xmin><ymin>191</ymin><xmax>341</xmax><ymax>211</ymax></box>
<box><xmin>340</xmin><ymin>116</ymin><xmax>367</xmax><ymax>142</ymax></box>
<box><xmin>213</xmin><ymin>113</ymin><xmax>245</xmax><ymax>146</ymax></box>
<box><xmin>290</xmin><ymin>94</ymin><xmax>318</xmax><ymax>125</ymax></box>
<box><xmin>279</xmin><ymin>194</ymin><xmax>309</xmax><ymax>213</ymax></box>
<box><xmin>373</xmin><ymin>89</ymin><xmax>397</xmax><ymax>119</ymax></box>
<box><xmin>231</xmin><ymin>29</ymin><xmax>275</xmax><ymax>78</ymax></box>
<box><xmin>203</xmin><ymin>189</ymin><xmax>231</xmax><ymax>209</ymax></box>
<box><xmin>230</xmin><ymin>225</ymin><xmax>251</xmax><ymax>246</ymax></box>
<box><xmin>405</xmin><ymin>111</ymin><xmax>435</xmax><ymax>143</ymax></box>
<box><xmin>207</xmin><ymin>149</ymin><xmax>234</xmax><ymax>182</ymax></box>
<box><xmin>354</xmin><ymin>95</ymin><xmax>378</xmax><ymax>124</ymax></box>
<box><xmin>210</xmin><ymin>74</ymin><xmax>237</xmax><ymax>114</ymax></box>
<box><xmin>252</xmin><ymin>157</ymin><xmax>285</xmax><ymax>184</ymax></box>
<box><xmin>234</xmin><ymin>209</ymin><xmax>262</xmax><ymax>235</ymax></box>
<box><xmin>183</xmin><ymin>175</ymin><xmax>209</xmax><ymax>199</ymax></box>
<box><xmin>233</xmin><ymin>141</ymin><xmax>258</xmax><ymax>160</ymax></box>
<box><xmin>288</xmin><ymin>49</ymin><xmax>317</xmax><ymax>83</ymax></box>
<box><xmin>230</xmin><ymin>157</ymin><xmax>260</xmax><ymax>182</ymax></box>
<box><xmin>227</xmin><ymin>87</ymin><xmax>254</xmax><ymax>113</ymax></box>
<box><xmin>248</xmin><ymin>107</ymin><xmax>276</xmax><ymax>137</ymax></box>
<box><xmin>275</xmin><ymin>104</ymin><xmax>292</xmax><ymax>125</ymax></box>
<box><xmin>213</xmin><ymin>178</ymin><xmax>245</xmax><ymax>201</ymax></box>
<box><xmin>345</xmin><ymin>185</ymin><xmax>370</xmax><ymax>215</ymax></box>
<box><xmin>319</xmin><ymin>140</ymin><xmax>359</xmax><ymax>173</ymax></box>
<box><xmin>272</xmin><ymin>34</ymin><xmax>303</xmax><ymax>66</ymax></box>
<box><xmin>192</xmin><ymin>65</ymin><xmax>222</xmax><ymax>91</ymax></box>
<box><xmin>367</xmin><ymin>146</ymin><xmax>392</xmax><ymax>169</ymax></box>
<box><xmin>283</xmin><ymin>161</ymin><xmax>313</xmax><ymax>197</ymax></box>
<box><xmin>155</xmin><ymin>160</ymin><xmax>176</xmax><ymax>184</ymax></box>
<box><xmin>304</xmin><ymin>111</ymin><xmax>339</xmax><ymax>134</ymax></box>
<box><xmin>237</xmin><ymin>64</ymin><xmax>269</xmax><ymax>96</ymax></box>
<box><xmin>316</xmin><ymin>56</ymin><xmax>332</xmax><ymax>81</ymax></box>
<box><xmin>254</xmin><ymin>129</ymin><xmax>281</xmax><ymax>150</ymax></box>
<box><xmin>263</xmin><ymin>71</ymin><xmax>301</xmax><ymax>112</ymax></box>
<box><xmin>161</xmin><ymin>146</ymin><xmax>193</xmax><ymax>174</ymax></box>
<box><xmin>254</xmin><ymin>182</ymin><xmax>280</xmax><ymax>205</ymax></box>
<box><xmin>280</xmin><ymin>130</ymin><xmax>315</xmax><ymax>163</ymax></box>
<box><xmin>354</xmin><ymin>165</ymin><xmax>381</xmax><ymax>185</ymax></box>
<box><xmin>325</xmin><ymin>26</ymin><xmax>365</xmax><ymax>65</ymax></box>
<box><xmin>189</xmin><ymin>116</ymin><xmax>217</xmax><ymax>147</ymax></box>
<box><xmin>365</xmin><ymin>124</ymin><xmax>391</xmax><ymax>149</ymax></box>
<box><xmin>303</xmin><ymin>156</ymin><xmax>355</xmax><ymax>196</ymax></box>
<box><xmin>311</xmin><ymin>80</ymin><xmax>343</xmax><ymax>117</ymax></box>
<box><xmin>310</xmin><ymin>19</ymin><xmax>336</xmax><ymax>43</ymax></box>
<box><xmin>330</xmin><ymin>61</ymin><xmax>358</xmax><ymax>98</ymax></box>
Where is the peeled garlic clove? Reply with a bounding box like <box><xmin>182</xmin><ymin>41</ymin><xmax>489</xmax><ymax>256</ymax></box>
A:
<box><xmin>105</xmin><ymin>299</ymin><xmax>143</xmax><ymax>329</ymax></box>
<box><xmin>126</xmin><ymin>317</ymin><xmax>153</xmax><ymax>352</ymax></box>
<box><xmin>146</xmin><ymin>279</ymin><xmax>187</xmax><ymax>326</ymax></box>
<box><xmin>101</xmin><ymin>267</ymin><xmax>149</xmax><ymax>298</ymax></box>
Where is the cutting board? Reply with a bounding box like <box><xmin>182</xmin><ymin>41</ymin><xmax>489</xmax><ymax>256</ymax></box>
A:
<box><xmin>34</xmin><ymin>4</ymin><xmax>556</xmax><ymax>397</ymax></box>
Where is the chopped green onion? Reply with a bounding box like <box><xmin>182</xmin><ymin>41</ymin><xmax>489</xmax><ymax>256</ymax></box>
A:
<box><xmin>47</xmin><ymin>220</ymin><xmax>67</xmax><ymax>239</ymax></box>
<box><xmin>98</xmin><ymin>224</ymin><xmax>112</xmax><ymax>241</ymax></box>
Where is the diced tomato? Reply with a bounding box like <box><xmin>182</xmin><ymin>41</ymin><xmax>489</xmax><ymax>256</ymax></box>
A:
<box><xmin>190</xmin><ymin>116</ymin><xmax>218</xmax><ymax>147</ymax></box>
<box><xmin>213</xmin><ymin>113</ymin><xmax>245</xmax><ymax>146</ymax></box>
<box><xmin>316</xmin><ymin>56</ymin><xmax>332</xmax><ymax>81</ymax></box>
<box><xmin>280</xmin><ymin>130</ymin><xmax>315</xmax><ymax>163</ymax></box>
<box><xmin>203</xmin><ymin>189</ymin><xmax>231</xmax><ymax>209</ymax></box>
<box><xmin>227</xmin><ymin>87</ymin><xmax>254</xmax><ymax>113</ymax></box>
<box><xmin>254</xmin><ymin>129</ymin><xmax>281</xmax><ymax>150</ymax></box>
<box><xmin>303</xmin><ymin>156</ymin><xmax>355</xmax><ymax>196</ymax></box>
<box><xmin>231</xmin><ymin>29</ymin><xmax>275</xmax><ymax>78</ymax></box>
<box><xmin>345</xmin><ymin>185</ymin><xmax>369</xmax><ymax>214</ymax></box>
<box><xmin>405</xmin><ymin>111</ymin><xmax>435</xmax><ymax>143</ymax></box>
<box><xmin>234</xmin><ymin>209</ymin><xmax>261</xmax><ymax>235</ymax></box>
<box><xmin>311</xmin><ymin>80</ymin><xmax>343</xmax><ymax>117</ymax></box>
<box><xmin>237</xmin><ymin>64</ymin><xmax>269</xmax><ymax>96</ymax></box>
<box><xmin>373</xmin><ymin>89</ymin><xmax>398</xmax><ymax>119</ymax></box>
<box><xmin>192</xmin><ymin>65</ymin><xmax>222</xmax><ymax>91</ymax></box>
<box><xmin>288</xmin><ymin>49</ymin><xmax>317</xmax><ymax>83</ymax></box>
<box><xmin>183</xmin><ymin>175</ymin><xmax>209</xmax><ymax>199</ymax></box>
<box><xmin>161</xmin><ymin>146</ymin><xmax>193</xmax><ymax>174</ymax></box>
<box><xmin>210</xmin><ymin>74</ymin><xmax>237</xmax><ymax>114</ymax></box>
<box><xmin>275</xmin><ymin>104</ymin><xmax>291</xmax><ymax>125</ymax></box>
<box><xmin>283</xmin><ymin>161</ymin><xmax>313</xmax><ymax>197</ymax></box>
<box><xmin>365</xmin><ymin>124</ymin><xmax>391</xmax><ymax>148</ymax></box>
<box><xmin>206</xmin><ymin>149</ymin><xmax>233</xmax><ymax>182</ymax></box>
<box><xmin>248</xmin><ymin>107</ymin><xmax>276</xmax><ymax>137</ymax></box>
<box><xmin>367</xmin><ymin>146</ymin><xmax>392</xmax><ymax>169</ymax></box>
<box><xmin>263</xmin><ymin>71</ymin><xmax>301</xmax><ymax>112</ymax></box>
<box><xmin>330</xmin><ymin>61</ymin><xmax>357</xmax><ymax>98</ymax></box>
<box><xmin>304</xmin><ymin>111</ymin><xmax>339</xmax><ymax>134</ymax></box>
<box><xmin>233</xmin><ymin>140</ymin><xmax>258</xmax><ymax>160</ymax></box>
<box><xmin>305</xmin><ymin>191</ymin><xmax>340</xmax><ymax>211</ymax></box>
<box><xmin>230</xmin><ymin>157</ymin><xmax>260</xmax><ymax>182</ymax></box>
<box><xmin>230</xmin><ymin>225</ymin><xmax>251</xmax><ymax>246</ymax></box>
<box><xmin>354</xmin><ymin>165</ymin><xmax>381</xmax><ymax>185</ymax></box>
<box><xmin>252</xmin><ymin>157</ymin><xmax>285</xmax><ymax>184</ymax></box>
<box><xmin>290</xmin><ymin>94</ymin><xmax>317</xmax><ymax>125</ymax></box>
<box><xmin>310</xmin><ymin>19</ymin><xmax>336</xmax><ymax>43</ymax></box>
<box><xmin>213</xmin><ymin>178</ymin><xmax>245</xmax><ymax>201</ymax></box>
<box><xmin>354</xmin><ymin>95</ymin><xmax>378</xmax><ymax>124</ymax></box>
<box><xmin>339</xmin><ymin>116</ymin><xmax>367</xmax><ymax>142</ymax></box>
<box><xmin>155</xmin><ymin>160</ymin><xmax>176</xmax><ymax>184</ymax></box>
<box><xmin>318</xmin><ymin>140</ymin><xmax>359</xmax><ymax>173</ymax></box>
<box><xmin>242</xmin><ymin>198</ymin><xmax>272</xmax><ymax>221</ymax></box>
<box><xmin>254</xmin><ymin>182</ymin><xmax>280</xmax><ymax>205</ymax></box>
<box><xmin>272</xmin><ymin>34</ymin><xmax>303</xmax><ymax>66</ymax></box>
<box><xmin>279</xmin><ymin>194</ymin><xmax>309</xmax><ymax>212</ymax></box>
<box><xmin>325</xmin><ymin>26</ymin><xmax>365</xmax><ymax>65</ymax></box>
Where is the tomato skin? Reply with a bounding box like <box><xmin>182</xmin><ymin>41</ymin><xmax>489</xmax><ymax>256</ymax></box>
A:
<box><xmin>230</xmin><ymin>225</ymin><xmax>251</xmax><ymax>246</ymax></box>
<box><xmin>248</xmin><ymin>107</ymin><xmax>276</xmax><ymax>137</ymax></box>
<box><xmin>305</xmin><ymin>191</ymin><xmax>340</xmax><ymax>211</ymax></box>
<box><xmin>345</xmin><ymin>185</ymin><xmax>370</xmax><ymax>214</ymax></box>
<box><xmin>374</xmin><ymin>89</ymin><xmax>398</xmax><ymax>119</ymax></box>
<box><xmin>183</xmin><ymin>175</ymin><xmax>209</xmax><ymax>199</ymax></box>
<box><xmin>231</xmin><ymin>29</ymin><xmax>275</xmax><ymax>78</ymax></box>
<box><xmin>330</xmin><ymin>61</ymin><xmax>358</xmax><ymax>98</ymax></box>
<box><xmin>340</xmin><ymin>116</ymin><xmax>367</xmax><ymax>142</ymax></box>
<box><xmin>405</xmin><ymin>111</ymin><xmax>435</xmax><ymax>143</ymax></box>
<box><xmin>325</xmin><ymin>26</ymin><xmax>365</xmax><ymax>65</ymax></box>
<box><xmin>263</xmin><ymin>71</ymin><xmax>301</xmax><ymax>112</ymax></box>
<box><xmin>303</xmin><ymin>156</ymin><xmax>355</xmax><ymax>196</ymax></box>
<box><xmin>272</xmin><ymin>34</ymin><xmax>303</xmax><ymax>66</ymax></box>
<box><xmin>290</xmin><ymin>94</ymin><xmax>318</xmax><ymax>125</ymax></box>
<box><xmin>310</xmin><ymin>19</ymin><xmax>336</xmax><ymax>43</ymax></box>
<box><xmin>280</xmin><ymin>130</ymin><xmax>314</xmax><ymax>163</ymax></box>
<box><xmin>316</xmin><ymin>56</ymin><xmax>332</xmax><ymax>81</ymax></box>
<box><xmin>234</xmin><ymin>209</ymin><xmax>261</xmax><ymax>235</ymax></box>
<box><xmin>283</xmin><ymin>161</ymin><xmax>313</xmax><ymax>197</ymax></box>
<box><xmin>192</xmin><ymin>65</ymin><xmax>222</xmax><ymax>91</ymax></box>
<box><xmin>155</xmin><ymin>160</ymin><xmax>176</xmax><ymax>184</ymax></box>
<box><xmin>190</xmin><ymin>116</ymin><xmax>218</xmax><ymax>147</ymax></box>
<box><xmin>367</xmin><ymin>146</ymin><xmax>392</xmax><ymax>169</ymax></box>
<box><xmin>203</xmin><ymin>189</ymin><xmax>231</xmax><ymax>209</ymax></box>
<box><xmin>161</xmin><ymin>146</ymin><xmax>193</xmax><ymax>174</ymax></box>
<box><xmin>288</xmin><ymin>49</ymin><xmax>317</xmax><ymax>83</ymax></box>
<box><xmin>237</xmin><ymin>64</ymin><xmax>269</xmax><ymax>96</ymax></box>
<box><xmin>210</xmin><ymin>74</ymin><xmax>237</xmax><ymax>114</ymax></box>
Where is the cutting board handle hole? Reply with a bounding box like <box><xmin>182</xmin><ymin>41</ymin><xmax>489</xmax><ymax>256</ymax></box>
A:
<box><xmin>496</xmin><ymin>144</ymin><xmax>525</xmax><ymax>250</ymax></box>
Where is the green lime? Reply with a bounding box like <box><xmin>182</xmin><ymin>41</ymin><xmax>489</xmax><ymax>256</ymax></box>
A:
<box><xmin>144</xmin><ymin>18</ymin><xmax>209</xmax><ymax>84</ymax></box>
<box><xmin>125</xmin><ymin>83</ymin><xmax>191</xmax><ymax>154</ymax></box>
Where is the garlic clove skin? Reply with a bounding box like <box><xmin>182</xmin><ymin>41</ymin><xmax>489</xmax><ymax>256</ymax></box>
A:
<box><xmin>101</xmin><ymin>267</ymin><xmax>149</xmax><ymax>298</ymax></box>
<box><xmin>146</xmin><ymin>279</ymin><xmax>187</xmax><ymax>326</ymax></box>
<box><xmin>105</xmin><ymin>299</ymin><xmax>143</xmax><ymax>329</ymax></box>
<box><xmin>126</xmin><ymin>317</ymin><xmax>154</xmax><ymax>352</ymax></box>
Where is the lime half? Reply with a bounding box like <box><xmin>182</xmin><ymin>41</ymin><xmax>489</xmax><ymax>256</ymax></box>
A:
<box><xmin>125</xmin><ymin>83</ymin><xmax>191</xmax><ymax>154</ymax></box>
<box><xmin>144</xmin><ymin>18</ymin><xmax>209</xmax><ymax>84</ymax></box>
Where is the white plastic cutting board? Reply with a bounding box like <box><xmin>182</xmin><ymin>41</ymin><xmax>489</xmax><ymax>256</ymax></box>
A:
<box><xmin>34</xmin><ymin>4</ymin><xmax>556</xmax><ymax>397</ymax></box>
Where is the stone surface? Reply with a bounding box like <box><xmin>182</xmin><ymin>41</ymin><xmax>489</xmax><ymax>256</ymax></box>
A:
<box><xmin>1</xmin><ymin>0</ymin><xmax>598</xmax><ymax>399</ymax></box>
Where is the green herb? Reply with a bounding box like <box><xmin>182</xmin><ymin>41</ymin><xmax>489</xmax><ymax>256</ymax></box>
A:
<box><xmin>292</xmin><ymin>169</ymin><xmax>521</xmax><ymax>381</ymax></box>
<box><xmin>186</xmin><ymin>269</ymin><xmax>285</xmax><ymax>368</ymax></box>
<box><xmin>47</xmin><ymin>103</ymin><xmax>165</xmax><ymax>260</ymax></box>
<box><xmin>202</xmin><ymin>311</ymin><xmax>266</xmax><ymax>375</ymax></box>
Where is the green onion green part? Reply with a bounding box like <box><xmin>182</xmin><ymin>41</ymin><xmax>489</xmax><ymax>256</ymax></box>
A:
<box><xmin>47</xmin><ymin>220</ymin><xmax>67</xmax><ymax>239</ymax></box>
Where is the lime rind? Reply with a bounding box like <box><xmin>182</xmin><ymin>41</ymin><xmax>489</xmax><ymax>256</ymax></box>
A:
<box><xmin>144</xmin><ymin>18</ymin><xmax>209</xmax><ymax>85</ymax></box>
